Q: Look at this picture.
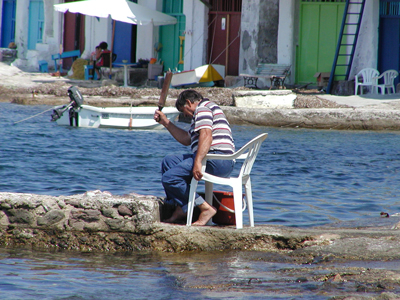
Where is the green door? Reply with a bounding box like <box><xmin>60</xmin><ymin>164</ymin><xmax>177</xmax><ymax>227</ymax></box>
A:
<box><xmin>159</xmin><ymin>0</ymin><xmax>185</xmax><ymax>72</ymax></box>
<box><xmin>296</xmin><ymin>1</ymin><xmax>345</xmax><ymax>84</ymax></box>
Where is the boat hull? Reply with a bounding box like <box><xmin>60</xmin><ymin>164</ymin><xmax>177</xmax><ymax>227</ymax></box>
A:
<box><xmin>171</xmin><ymin>64</ymin><xmax>225</xmax><ymax>88</ymax></box>
<box><xmin>55</xmin><ymin>105</ymin><xmax>179</xmax><ymax>129</ymax></box>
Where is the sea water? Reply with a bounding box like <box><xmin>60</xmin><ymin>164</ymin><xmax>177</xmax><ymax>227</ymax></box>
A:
<box><xmin>1</xmin><ymin>102</ymin><xmax>400</xmax><ymax>299</ymax></box>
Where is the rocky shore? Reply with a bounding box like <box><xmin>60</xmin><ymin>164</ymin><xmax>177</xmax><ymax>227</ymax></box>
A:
<box><xmin>1</xmin><ymin>62</ymin><xmax>400</xmax><ymax>130</ymax></box>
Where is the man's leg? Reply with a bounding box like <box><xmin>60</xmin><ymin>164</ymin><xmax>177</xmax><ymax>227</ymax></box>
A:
<box><xmin>161</xmin><ymin>154</ymin><xmax>193</xmax><ymax>223</ymax></box>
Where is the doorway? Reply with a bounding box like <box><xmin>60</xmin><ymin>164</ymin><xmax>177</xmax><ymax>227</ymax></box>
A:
<box><xmin>1</xmin><ymin>0</ymin><xmax>16</xmax><ymax>47</ymax></box>
<box><xmin>378</xmin><ymin>0</ymin><xmax>400</xmax><ymax>87</ymax></box>
<box><xmin>296</xmin><ymin>0</ymin><xmax>345</xmax><ymax>84</ymax></box>
<box><xmin>208</xmin><ymin>0</ymin><xmax>241</xmax><ymax>76</ymax></box>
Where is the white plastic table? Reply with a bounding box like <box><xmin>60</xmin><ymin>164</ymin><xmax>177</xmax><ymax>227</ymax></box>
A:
<box><xmin>114</xmin><ymin>63</ymin><xmax>136</xmax><ymax>87</ymax></box>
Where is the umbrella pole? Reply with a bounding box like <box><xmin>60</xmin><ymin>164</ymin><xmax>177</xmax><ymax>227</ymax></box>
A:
<box><xmin>109</xmin><ymin>19</ymin><xmax>116</xmax><ymax>79</ymax></box>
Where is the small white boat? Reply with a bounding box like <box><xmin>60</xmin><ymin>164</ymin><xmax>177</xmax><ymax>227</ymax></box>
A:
<box><xmin>51</xmin><ymin>86</ymin><xmax>179</xmax><ymax>130</ymax></box>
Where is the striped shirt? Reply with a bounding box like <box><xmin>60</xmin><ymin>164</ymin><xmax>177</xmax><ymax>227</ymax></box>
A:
<box><xmin>189</xmin><ymin>99</ymin><xmax>235</xmax><ymax>154</ymax></box>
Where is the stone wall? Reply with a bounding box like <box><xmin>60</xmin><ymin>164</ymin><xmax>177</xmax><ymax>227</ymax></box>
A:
<box><xmin>0</xmin><ymin>191</ymin><xmax>163</xmax><ymax>251</ymax></box>
<box><xmin>240</xmin><ymin>0</ymin><xmax>279</xmax><ymax>75</ymax></box>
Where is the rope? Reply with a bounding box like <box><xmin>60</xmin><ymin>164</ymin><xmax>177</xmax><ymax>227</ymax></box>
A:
<box><xmin>208</xmin><ymin>14</ymin><xmax>218</xmax><ymax>64</ymax></box>
<box><xmin>212</xmin><ymin>193</ymin><xmax>246</xmax><ymax>213</ymax></box>
<box><xmin>13</xmin><ymin>107</ymin><xmax>55</xmax><ymax>124</ymax></box>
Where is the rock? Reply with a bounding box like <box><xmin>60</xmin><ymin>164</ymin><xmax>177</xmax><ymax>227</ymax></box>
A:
<box><xmin>233</xmin><ymin>90</ymin><xmax>296</xmax><ymax>109</ymax></box>
<box><xmin>332</xmin><ymin>274</ymin><xmax>345</xmax><ymax>282</ymax></box>
<box><xmin>0</xmin><ymin>210</ymin><xmax>9</xmax><ymax>226</ymax></box>
<box><xmin>41</xmin><ymin>198</ymin><xmax>60</xmax><ymax>212</ymax></box>
<box><xmin>70</xmin><ymin>209</ymin><xmax>101</xmax><ymax>222</ymax></box>
<box><xmin>37</xmin><ymin>210</ymin><xmax>65</xmax><ymax>226</ymax></box>
<box><xmin>131</xmin><ymin>199</ymin><xmax>160</xmax><ymax>223</ymax></box>
<box><xmin>101</xmin><ymin>207</ymin><xmax>121</xmax><ymax>219</ymax></box>
<box><xmin>84</xmin><ymin>219</ymin><xmax>109</xmax><ymax>232</ymax></box>
<box><xmin>105</xmin><ymin>218</ymin><xmax>125</xmax><ymax>231</ymax></box>
<box><xmin>68</xmin><ymin>219</ymin><xmax>85</xmax><ymax>231</ymax></box>
<box><xmin>12</xmin><ymin>229</ymin><xmax>34</xmax><ymax>239</ymax></box>
<box><xmin>117</xmin><ymin>204</ymin><xmax>133</xmax><ymax>216</ymax></box>
<box><xmin>7</xmin><ymin>209</ymin><xmax>35</xmax><ymax>225</ymax></box>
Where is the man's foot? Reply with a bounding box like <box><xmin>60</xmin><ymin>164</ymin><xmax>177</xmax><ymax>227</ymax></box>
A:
<box><xmin>192</xmin><ymin>202</ymin><xmax>217</xmax><ymax>226</ymax></box>
<box><xmin>164</xmin><ymin>205</ymin><xmax>187</xmax><ymax>223</ymax></box>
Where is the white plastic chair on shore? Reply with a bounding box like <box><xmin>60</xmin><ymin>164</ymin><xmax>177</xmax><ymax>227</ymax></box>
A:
<box><xmin>354</xmin><ymin>68</ymin><xmax>379</xmax><ymax>95</ymax></box>
<box><xmin>374</xmin><ymin>70</ymin><xmax>399</xmax><ymax>94</ymax></box>
<box><xmin>186</xmin><ymin>133</ymin><xmax>268</xmax><ymax>229</ymax></box>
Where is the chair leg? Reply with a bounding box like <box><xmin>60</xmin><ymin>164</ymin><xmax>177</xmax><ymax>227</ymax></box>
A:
<box><xmin>245</xmin><ymin>178</ymin><xmax>254</xmax><ymax>227</ymax></box>
<box><xmin>375</xmin><ymin>85</ymin><xmax>385</xmax><ymax>95</ymax></box>
<box><xmin>233</xmin><ymin>185</ymin><xmax>244</xmax><ymax>229</ymax></box>
<box><xmin>186</xmin><ymin>178</ymin><xmax>198</xmax><ymax>226</ymax></box>
<box><xmin>204</xmin><ymin>182</ymin><xmax>214</xmax><ymax>226</ymax></box>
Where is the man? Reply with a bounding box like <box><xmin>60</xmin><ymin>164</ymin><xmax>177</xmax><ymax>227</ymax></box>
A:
<box><xmin>154</xmin><ymin>90</ymin><xmax>235</xmax><ymax>225</ymax></box>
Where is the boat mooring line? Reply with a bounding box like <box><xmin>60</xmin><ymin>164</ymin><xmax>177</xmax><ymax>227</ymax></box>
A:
<box><xmin>14</xmin><ymin>107</ymin><xmax>54</xmax><ymax>124</ymax></box>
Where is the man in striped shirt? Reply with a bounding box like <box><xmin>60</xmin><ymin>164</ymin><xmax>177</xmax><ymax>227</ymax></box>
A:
<box><xmin>154</xmin><ymin>90</ymin><xmax>235</xmax><ymax>225</ymax></box>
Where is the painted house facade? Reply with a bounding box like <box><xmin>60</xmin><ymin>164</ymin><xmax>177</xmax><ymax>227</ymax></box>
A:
<box><xmin>0</xmin><ymin>0</ymin><xmax>396</xmax><ymax>91</ymax></box>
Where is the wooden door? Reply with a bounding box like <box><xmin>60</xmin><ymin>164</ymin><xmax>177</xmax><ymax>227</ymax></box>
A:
<box><xmin>296</xmin><ymin>1</ymin><xmax>345</xmax><ymax>84</ymax></box>
<box><xmin>63</xmin><ymin>0</ymin><xmax>85</xmax><ymax>70</ymax></box>
<box><xmin>1</xmin><ymin>0</ymin><xmax>16</xmax><ymax>47</ymax></box>
<box><xmin>208</xmin><ymin>12</ymin><xmax>241</xmax><ymax>76</ymax></box>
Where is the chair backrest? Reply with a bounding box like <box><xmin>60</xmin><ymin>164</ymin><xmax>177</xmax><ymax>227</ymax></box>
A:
<box><xmin>382</xmin><ymin>70</ymin><xmax>399</xmax><ymax>85</ymax></box>
<box><xmin>236</xmin><ymin>133</ymin><xmax>268</xmax><ymax>179</ymax></box>
<box><xmin>357</xmin><ymin>68</ymin><xmax>379</xmax><ymax>84</ymax></box>
<box><xmin>100</xmin><ymin>52</ymin><xmax>116</xmax><ymax>67</ymax></box>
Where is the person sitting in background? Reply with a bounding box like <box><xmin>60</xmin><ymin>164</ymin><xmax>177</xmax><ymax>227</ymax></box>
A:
<box><xmin>94</xmin><ymin>42</ymin><xmax>111</xmax><ymax>80</ymax></box>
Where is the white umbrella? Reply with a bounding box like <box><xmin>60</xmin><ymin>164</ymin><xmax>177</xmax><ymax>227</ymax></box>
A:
<box><xmin>54</xmin><ymin>0</ymin><xmax>177</xmax><ymax>75</ymax></box>
<box><xmin>54</xmin><ymin>0</ymin><xmax>177</xmax><ymax>26</ymax></box>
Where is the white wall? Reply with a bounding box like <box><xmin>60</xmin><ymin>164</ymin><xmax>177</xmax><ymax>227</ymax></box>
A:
<box><xmin>13</xmin><ymin>0</ymin><xmax>63</xmax><ymax>70</ymax></box>
<box><xmin>277</xmin><ymin>0</ymin><xmax>295</xmax><ymax>83</ymax></box>
<box><xmin>182</xmin><ymin>0</ymin><xmax>208</xmax><ymax>70</ymax></box>
<box><xmin>136</xmin><ymin>0</ymin><xmax>159</xmax><ymax>61</ymax></box>
<box><xmin>82</xmin><ymin>16</ymin><xmax>112</xmax><ymax>60</ymax></box>
<box><xmin>349</xmin><ymin>0</ymin><xmax>379</xmax><ymax>78</ymax></box>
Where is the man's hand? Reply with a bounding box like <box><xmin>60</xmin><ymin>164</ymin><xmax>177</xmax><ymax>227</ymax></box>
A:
<box><xmin>193</xmin><ymin>128</ymin><xmax>212</xmax><ymax>181</ymax></box>
<box><xmin>193</xmin><ymin>161</ymin><xmax>203</xmax><ymax>181</ymax></box>
<box><xmin>154</xmin><ymin>109</ymin><xmax>168</xmax><ymax>126</ymax></box>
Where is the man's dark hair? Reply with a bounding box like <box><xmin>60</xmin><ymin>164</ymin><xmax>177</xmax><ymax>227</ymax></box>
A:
<box><xmin>176</xmin><ymin>90</ymin><xmax>203</xmax><ymax>110</ymax></box>
<box><xmin>99</xmin><ymin>42</ymin><xmax>108</xmax><ymax>50</ymax></box>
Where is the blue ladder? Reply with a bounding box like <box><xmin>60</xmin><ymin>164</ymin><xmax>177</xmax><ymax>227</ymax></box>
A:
<box><xmin>327</xmin><ymin>0</ymin><xmax>366</xmax><ymax>94</ymax></box>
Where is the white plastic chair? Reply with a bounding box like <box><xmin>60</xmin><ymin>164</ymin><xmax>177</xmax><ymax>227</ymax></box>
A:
<box><xmin>354</xmin><ymin>68</ymin><xmax>379</xmax><ymax>95</ymax></box>
<box><xmin>186</xmin><ymin>133</ymin><xmax>268</xmax><ymax>229</ymax></box>
<box><xmin>374</xmin><ymin>70</ymin><xmax>399</xmax><ymax>95</ymax></box>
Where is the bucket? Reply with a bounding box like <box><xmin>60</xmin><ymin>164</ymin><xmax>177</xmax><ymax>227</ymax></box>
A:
<box><xmin>212</xmin><ymin>191</ymin><xmax>237</xmax><ymax>225</ymax></box>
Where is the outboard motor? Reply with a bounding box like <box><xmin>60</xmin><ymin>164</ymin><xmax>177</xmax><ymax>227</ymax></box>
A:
<box><xmin>51</xmin><ymin>86</ymin><xmax>84</xmax><ymax>122</ymax></box>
